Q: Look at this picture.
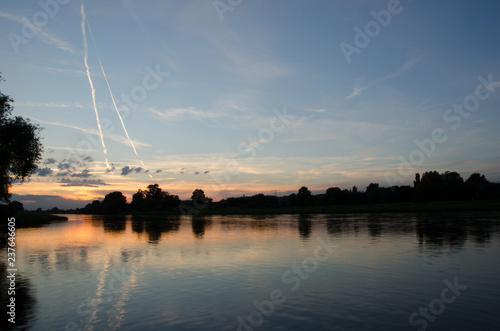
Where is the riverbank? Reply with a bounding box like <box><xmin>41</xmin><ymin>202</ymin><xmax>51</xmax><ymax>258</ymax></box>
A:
<box><xmin>195</xmin><ymin>199</ymin><xmax>500</xmax><ymax>215</ymax></box>
<box><xmin>100</xmin><ymin>199</ymin><xmax>500</xmax><ymax>217</ymax></box>
<box><xmin>6</xmin><ymin>212</ymin><xmax>68</xmax><ymax>228</ymax></box>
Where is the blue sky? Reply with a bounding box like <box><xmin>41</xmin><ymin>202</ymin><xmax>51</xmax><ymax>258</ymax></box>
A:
<box><xmin>1</xmin><ymin>0</ymin><xmax>499</xmax><ymax>209</ymax></box>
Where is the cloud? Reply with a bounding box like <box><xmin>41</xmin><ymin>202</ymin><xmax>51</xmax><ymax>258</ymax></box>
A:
<box><xmin>29</xmin><ymin>118</ymin><xmax>151</xmax><ymax>149</ymax></box>
<box><xmin>121</xmin><ymin>166</ymin><xmax>145</xmax><ymax>176</ymax></box>
<box><xmin>44</xmin><ymin>158</ymin><xmax>57</xmax><ymax>165</ymax></box>
<box><xmin>18</xmin><ymin>101</ymin><xmax>85</xmax><ymax>109</ymax></box>
<box><xmin>346</xmin><ymin>57</ymin><xmax>422</xmax><ymax>99</ymax></box>
<box><xmin>36</xmin><ymin>167</ymin><xmax>53</xmax><ymax>177</ymax></box>
<box><xmin>59</xmin><ymin>178</ymin><xmax>108</xmax><ymax>187</ymax></box>
<box><xmin>121</xmin><ymin>166</ymin><xmax>134</xmax><ymax>176</ymax></box>
<box><xmin>71</xmin><ymin>169</ymin><xmax>92</xmax><ymax>178</ymax></box>
<box><xmin>0</xmin><ymin>10</ymin><xmax>77</xmax><ymax>54</ymax></box>
<box><xmin>156</xmin><ymin>169</ymin><xmax>162</xmax><ymax>173</ymax></box>
<box><xmin>11</xmin><ymin>194</ymin><xmax>94</xmax><ymax>210</ymax></box>
<box><xmin>56</xmin><ymin>171</ymin><xmax>71</xmax><ymax>177</ymax></box>
<box><xmin>346</xmin><ymin>86</ymin><xmax>366</xmax><ymax>99</ymax></box>
<box><xmin>58</xmin><ymin>161</ymin><xmax>75</xmax><ymax>171</ymax></box>
<box><xmin>385</xmin><ymin>57</ymin><xmax>421</xmax><ymax>80</ymax></box>
<box><xmin>148</xmin><ymin>106</ymin><xmax>224</xmax><ymax>121</ymax></box>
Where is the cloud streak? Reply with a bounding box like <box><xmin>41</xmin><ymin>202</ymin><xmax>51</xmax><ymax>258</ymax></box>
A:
<box><xmin>86</xmin><ymin>17</ymin><xmax>142</xmax><ymax>161</ymax></box>
<box><xmin>29</xmin><ymin>118</ymin><xmax>151</xmax><ymax>148</ymax></box>
<box><xmin>81</xmin><ymin>2</ymin><xmax>109</xmax><ymax>167</ymax></box>
<box><xmin>0</xmin><ymin>10</ymin><xmax>77</xmax><ymax>54</ymax></box>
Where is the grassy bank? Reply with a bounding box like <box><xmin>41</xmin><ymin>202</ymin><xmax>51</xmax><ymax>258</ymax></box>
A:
<box><xmin>195</xmin><ymin>199</ymin><xmax>500</xmax><ymax>215</ymax></box>
<box><xmin>68</xmin><ymin>199</ymin><xmax>500</xmax><ymax>217</ymax></box>
<box><xmin>7</xmin><ymin>212</ymin><xmax>68</xmax><ymax>228</ymax></box>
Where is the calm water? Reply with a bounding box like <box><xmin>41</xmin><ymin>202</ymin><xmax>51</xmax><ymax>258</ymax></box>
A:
<box><xmin>3</xmin><ymin>212</ymin><xmax>500</xmax><ymax>330</ymax></box>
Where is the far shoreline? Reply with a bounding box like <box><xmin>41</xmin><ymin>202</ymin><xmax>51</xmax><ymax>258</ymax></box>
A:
<box><xmin>62</xmin><ymin>199</ymin><xmax>500</xmax><ymax>217</ymax></box>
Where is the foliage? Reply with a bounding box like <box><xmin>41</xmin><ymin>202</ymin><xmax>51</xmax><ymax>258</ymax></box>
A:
<box><xmin>101</xmin><ymin>191</ymin><xmax>127</xmax><ymax>214</ymax></box>
<box><xmin>75</xmin><ymin>171</ymin><xmax>499</xmax><ymax>215</ymax></box>
<box><xmin>0</xmin><ymin>74</ymin><xmax>43</xmax><ymax>202</ymax></box>
<box><xmin>191</xmin><ymin>189</ymin><xmax>212</xmax><ymax>208</ymax></box>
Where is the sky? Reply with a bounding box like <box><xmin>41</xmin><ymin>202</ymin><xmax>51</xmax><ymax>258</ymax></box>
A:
<box><xmin>1</xmin><ymin>0</ymin><xmax>500</xmax><ymax>209</ymax></box>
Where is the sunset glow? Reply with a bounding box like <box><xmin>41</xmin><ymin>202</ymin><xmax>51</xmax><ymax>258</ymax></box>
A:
<box><xmin>1</xmin><ymin>1</ymin><xmax>499</xmax><ymax>209</ymax></box>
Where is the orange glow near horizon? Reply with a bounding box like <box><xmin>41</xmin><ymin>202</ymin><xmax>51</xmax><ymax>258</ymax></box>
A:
<box><xmin>12</xmin><ymin>177</ymin><xmax>320</xmax><ymax>207</ymax></box>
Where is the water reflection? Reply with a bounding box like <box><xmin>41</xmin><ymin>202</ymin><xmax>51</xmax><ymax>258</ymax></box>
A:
<box><xmin>191</xmin><ymin>216</ymin><xmax>212</xmax><ymax>238</ymax></box>
<box><xmin>9</xmin><ymin>212</ymin><xmax>500</xmax><ymax>330</ymax></box>
<box><xmin>135</xmin><ymin>216</ymin><xmax>180</xmax><ymax>243</ymax></box>
<box><xmin>102</xmin><ymin>215</ymin><xmax>127</xmax><ymax>233</ymax></box>
<box><xmin>81</xmin><ymin>213</ymin><xmax>500</xmax><ymax>247</ymax></box>
<box><xmin>298</xmin><ymin>215</ymin><xmax>312</xmax><ymax>239</ymax></box>
<box><xmin>469</xmin><ymin>219</ymin><xmax>493</xmax><ymax>243</ymax></box>
<box><xmin>0</xmin><ymin>261</ymin><xmax>37</xmax><ymax>330</ymax></box>
<box><xmin>326</xmin><ymin>216</ymin><xmax>360</xmax><ymax>236</ymax></box>
<box><xmin>367</xmin><ymin>215</ymin><xmax>383</xmax><ymax>237</ymax></box>
<box><xmin>415</xmin><ymin>215</ymin><xmax>494</xmax><ymax>248</ymax></box>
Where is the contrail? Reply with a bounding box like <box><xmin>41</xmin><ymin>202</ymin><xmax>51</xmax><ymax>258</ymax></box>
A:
<box><xmin>81</xmin><ymin>1</ymin><xmax>110</xmax><ymax>168</ymax></box>
<box><xmin>83</xmin><ymin>8</ymin><xmax>152</xmax><ymax>176</ymax></box>
<box><xmin>86</xmin><ymin>20</ymin><xmax>140</xmax><ymax>158</ymax></box>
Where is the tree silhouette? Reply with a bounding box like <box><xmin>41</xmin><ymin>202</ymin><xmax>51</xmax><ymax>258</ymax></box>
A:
<box><xmin>131</xmin><ymin>189</ymin><xmax>145</xmax><ymax>210</ymax></box>
<box><xmin>0</xmin><ymin>74</ymin><xmax>43</xmax><ymax>202</ymax></box>
<box><xmin>418</xmin><ymin>171</ymin><xmax>443</xmax><ymax>201</ymax></box>
<box><xmin>101</xmin><ymin>191</ymin><xmax>127</xmax><ymax>214</ymax></box>
<box><xmin>465</xmin><ymin>173</ymin><xmax>490</xmax><ymax>200</ymax></box>
<box><xmin>191</xmin><ymin>189</ymin><xmax>212</xmax><ymax>209</ymax></box>
<box><xmin>296</xmin><ymin>186</ymin><xmax>314</xmax><ymax>206</ymax></box>
<box><xmin>366</xmin><ymin>183</ymin><xmax>380</xmax><ymax>203</ymax></box>
<box><xmin>324</xmin><ymin>187</ymin><xmax>342</xmax><ymax>205</ymax></box>
<box><xmin>142</xmin><ymin>184</ymin><xmax>180</xmax><ymax>210</ymax></box>
<box><xmin>441</xmin><ymin>171</ymin><xmax>464</xmax><ymax>201</ymax></box>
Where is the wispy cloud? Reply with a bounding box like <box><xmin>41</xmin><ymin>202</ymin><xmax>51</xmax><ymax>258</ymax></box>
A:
<box><xmin>0</xmin><ymin>10</ymin><xmax>77</xmax><ymax>54</ymax></box>
<box><xmin>304</xmin><ymin>107</ymin><xmax>327</xmax><ymax>114</ymax></box>
<box><xmin>346</xmin><ymin>86</ymin><xmax>367</xmax><ymax>99</ymax></box>
<box><xmin>29</xmin><ymin>118</ymin><xmax>151</xmax><ymax>148</ymax></box>
<box><xmin>45</xmin><ymin>67</ymin><xmax>86</xmax><ymax>76</ymax></box>
<box><xmin>148</xmin><ymin>106</ymin><xmax>226</xmax><ymax>121</ymax></box>
<box><xmin>346</xmin><ymin>57</ymin><xmax>421</xmax><ymax>99</ymax></box>
<box><xmin>59</xmin><ymin>178</ymin><xmax>108</xmax><ymax>187</ymax></box>
<box><xmin>415</xmin><ymin>78</ymin><xmax>500</xmax><ymax>112</ymax></box>
<box><xmin>173</xmin><ymin>5</ymin><xmax>290</xmax><ymax>81</ymax></box>
<box><xmin>18</xmin><ymin>101</ymin><xmax>85</xmax><ymax>109</ymax></box>
<box><xmin>385</xmin><ymin>57</ymin><xmax>421</xmax><ymax>80</ymax></box>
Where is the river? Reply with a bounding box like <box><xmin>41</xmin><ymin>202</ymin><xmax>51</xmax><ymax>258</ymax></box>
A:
<box><xmin>3</xmin><ymin>212</ymin><xmax>500</xmax><ymax>330</ymax></box>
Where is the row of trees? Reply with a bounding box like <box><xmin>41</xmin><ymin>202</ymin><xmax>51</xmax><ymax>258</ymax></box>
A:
<box><xmin>218</xmin><ymin>171</ymin><xmax>500</xmax><ymax>209</ymax></box>
<box><xmin>80</xmin><ymin>184</ymin><xmax>212</xmax><ymax>214</ymax></box>
<box><xmin>78</xmin><ymin>171</ymin><xmax>499</xmax><ymax>214</ymax></box>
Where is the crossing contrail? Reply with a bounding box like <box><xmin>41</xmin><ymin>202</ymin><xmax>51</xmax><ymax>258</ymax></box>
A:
<box><xmin>82</xmin><ymin>2</ymin><xmax>152</xmax><ymax>177</ymax></box>
<box><xmin>85</xmin><ymin>19</ymin><xmax>151</xmax><ymax>177</ymax></box>
<box><xmin>81</xmin><ymin>1</ymin><xmax>110</xmax><ymax>168</ymax></box>
<box><xmin>86</xmin><ymin>20</ymin><xmax>140</xmax><ymax>159</ymax></box>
